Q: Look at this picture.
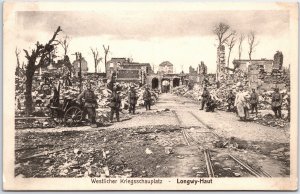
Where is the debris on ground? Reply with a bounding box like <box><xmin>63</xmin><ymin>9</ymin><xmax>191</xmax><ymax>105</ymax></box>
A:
<box><xmin>172</xmin><ymin>83</ymin><xmax>290</xmax><ymax>128</ymax></box>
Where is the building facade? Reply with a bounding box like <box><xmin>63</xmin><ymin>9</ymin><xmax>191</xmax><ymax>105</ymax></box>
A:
<box><xmin>147</xmin><ymin>61</ymin><xmax>188</xmax><ymax>92</ymax></box>
<box><xmin>72</xmin><ymin>58</ymin><xmax>89</xmax><ymax>77</ymax></box>
<box><xmin>158</xmin><ymin>61</ymin><xmax>174</xmax><ymax>74</ymax></box>
<box><xmin>232</xmin><ymin>59</ymin><xmax>274</xmax><ymax>74</ymax></box>
<box><xmin>105</xmin><ymin>58</ymin><xmax>152</xmax><ymax>83</ymax></box>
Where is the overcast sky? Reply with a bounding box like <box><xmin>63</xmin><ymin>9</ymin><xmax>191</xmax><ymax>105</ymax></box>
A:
<box><xmin>16</xmin><ymin>10</ymin><xmax>290</xmax><ymax>73</ymax></box>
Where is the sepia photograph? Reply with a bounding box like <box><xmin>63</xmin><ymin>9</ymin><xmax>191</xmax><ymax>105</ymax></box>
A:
<box><xmin>3</xmin><ymin>1</ymin><xmax>298</xmax><ymax>190</ymax></box>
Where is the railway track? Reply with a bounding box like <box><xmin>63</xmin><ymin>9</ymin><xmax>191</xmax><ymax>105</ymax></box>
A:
<box><xmin>228</xmin><ymin>154</ymin><xmax>272</xmax><ymax>177</ymax></box>
<box><xmin>184</xmin><ymin>128</ymin><xmax>271</xmax><ymax>178</ymax></box>
<box><xmin>204</xmin><ymin>149</ymin><xmax>215</xmax><ymax>177</ymax></box>
<box><xmin>182</xmin><ymin>128</ymin><xmax>216</xmax><ymax>177</ymax></box>
<box><xmin>177</xmin><ymin>111</ymin><xmax>271</xmax><ymax>178</ymax></box>
<box><xmin>188</xmin><ymin>111</ymin><xmax>220</xmax><ymax>139</ymax></box>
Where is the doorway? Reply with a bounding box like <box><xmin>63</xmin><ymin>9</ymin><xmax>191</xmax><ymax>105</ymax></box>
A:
<box><xmin>152</xmin><ymin>78</ymin><xmax>159</xmax><ymax>89</ymax></box>
<box><xmin>173</xmin><ymin>78</ymin><xmax>180</xmax><ymax>87</ymax></box>
<box><xmin>161</xmin><ymin>79</ymin><xmax>170</xmax><ymax>93</ymax></box>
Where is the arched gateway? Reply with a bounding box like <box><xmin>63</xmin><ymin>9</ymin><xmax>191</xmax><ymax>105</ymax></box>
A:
<box><xmin>151</xmin><ymin>78</ymin><xmax>159</xmax><ymax>89</ymax></box>
<box><xmin>161</xmin><ymin>78</ymin><xmax>170</xmax><ymax>93</ymax></box>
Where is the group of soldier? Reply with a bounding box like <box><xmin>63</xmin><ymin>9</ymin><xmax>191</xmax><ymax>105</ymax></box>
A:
<box><xmin>200</xmin><ymin>86</ymin><xmax>289</xmax><ymax>121</ymax></box>
<box><xmin>77</xmin><ymin>79</ymin><xmax>152</xmax><ymax>127</ymax></box>
<box><xmin>199</xmin><ymin>87</ymin><xmax>217</xmax><ymax>112</ymax></box>
<box><xmin>53</xmin><ymin>75</ymin><xmax>288</xmax><ymax>127</ymax></box>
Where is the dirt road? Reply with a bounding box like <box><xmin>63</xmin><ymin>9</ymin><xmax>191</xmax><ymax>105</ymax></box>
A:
<box><xmin>15</xmin><ymin>93</ymin><xmax>290</xmax><ymax>178</ymax></box>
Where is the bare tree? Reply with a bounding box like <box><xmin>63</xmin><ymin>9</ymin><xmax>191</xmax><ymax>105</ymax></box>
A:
<box><xmin>15</xmin><ymin>47</ymin><xmax>21</xmax><ymax>67</ymax></box>
<box><xmin>90</xmin><ymin>47</ymin><xmax>103</xmax><ymax>73</ymax></box>
<box><xmin>225</xmin><ymin>31</ymin><xmax>237</xmax><ymax>67</ymax></box>
<box><xmin>103</xmin><ymin>45</ymin><xmax>110</xmax><ymax>74</ymax></box>
<box><xmin>238</xmin><ymin>34</ymin><xmax>245</xmax><ymax>60</ymax></box>
<box><xmin>23</xmin><ymin>26</ymin><xmax>62</xmax><ymax>115</ymax></box>
<box><xmin>15</xmin><ymin>47</ymin><xmax>22</xmax><ymax>77</ymax></box>
<box><xmin>213</xmin><ymin>22</ymin><xmax>235</xmax><ymax>47</ymax></box>
<box><xmin>248</xmin><ymin>31</ymin><xmax>259</xmax><ymax>60</ymax></box>
<box><xmin>58</xmin><ymin>35</ymin><xmax>70</xmax><ymax>56</ymax></box>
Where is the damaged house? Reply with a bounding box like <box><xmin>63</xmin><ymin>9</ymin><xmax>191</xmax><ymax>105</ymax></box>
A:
<box><xmin>106</xmin><ymin>58</ymin><xmax>152</xmax><ymax>84</ymax></box>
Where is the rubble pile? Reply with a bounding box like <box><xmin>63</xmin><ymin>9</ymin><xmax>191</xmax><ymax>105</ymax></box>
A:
<box><xmin>15</xmin><ymin>74</ymin><xmax>159</xmax><ymax>127</ymax></box>
<box><xmin>15</xmin><ymin>125</ymin><xmax>179</xmax><ymax>177</ymax></box>
<box><xmin>15</xmin><ymin>118</ymin><xmax>57</xmax><ymax>129</ymax></box>
<box><xmin>173</xmin><ymin>82</ymin><xmax>289</xmax><ymax>111</ymax></box>
<box><xmin>173</xmin><ymin>79</ymin><xmax>290</xmax><ymax>127</ymax></box>
<box><xmin>251</xmin><ymin>113</ymin><xmax>289</xmax><ymax>128</ymax></box>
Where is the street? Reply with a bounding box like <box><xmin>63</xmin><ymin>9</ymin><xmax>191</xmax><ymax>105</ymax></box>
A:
<box><xmin>15</xmin><ymin>93</ymin><xmax>290</xmax><ymax>178</ymax></box>
<box><xmin>5</xmin><ymin>3</ymin><xmax>297</xmax><ymax>191</ymax></box>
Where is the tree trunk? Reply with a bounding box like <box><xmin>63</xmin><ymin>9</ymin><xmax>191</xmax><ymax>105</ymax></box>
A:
<box><xmin>227</xmin><ymin>49</ymin><xmax>232</xmax><ymax>68</ymax></box>
<box><xmin>24</xmin><ymin>70</ymin><xmax>34</xmax><ymax>115</ymax></box>
<box><xmin>104</xmin><ymin>55</ymin><xmax>107</xmax><ymax>74</ymax></box>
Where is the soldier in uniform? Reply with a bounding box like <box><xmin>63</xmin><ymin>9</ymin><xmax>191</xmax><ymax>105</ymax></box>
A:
<box><xmin>143</xmin><ymin>87</ymin><xmax>152</xmax><ymax>110</ymax></box>
<box><xmin>77</xmin><ymin>82</ymin><xmax>98</xmax><ymax>127</ymax></box>
<box><xmin>250</xmin><ymin>88</ymin><xmax>259</xmax><ymax>115</ymax></box>
<box><xmin>107</xmin><ymin>73</ymin><xmax>117</xmax><ymax>91</ymax></box>
<box><xmin>205</xmin><ymin>95</ymin><xmax>217</xmax><ymax>112</ymax></box>
<box><xmin>226</xmin><ymin>89</ymin><xmax>235</xmax><ymax>112</ymax></box>
<box><xmin>128</xmin><ymin>85</ymin><xmax>138</xmax><ymax>114</ymax></box>
<box><xmin>271</xmin><ymin>88</ymin><xmax>282</xmax><ymax>118</ymax></box>
<box><xmin>200</xmin><ymin>87</ymin><xmax>210</xmax><ymax>110</ymax></box>
<box><xmin>51</xmin><ymin>82</ymin><xmax>60</xmax><ymax>107</ymax></box>
<box><xmin>109</xmin><ymin>86</ymin><xmax>121</xmax><ymax>122</ymax></box>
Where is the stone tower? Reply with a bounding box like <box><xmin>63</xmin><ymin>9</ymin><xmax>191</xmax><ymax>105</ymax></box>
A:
<box><xmin>216</xmin><ymin>45</ymin><xmax>227</xmax><ymax>82</ymax></box>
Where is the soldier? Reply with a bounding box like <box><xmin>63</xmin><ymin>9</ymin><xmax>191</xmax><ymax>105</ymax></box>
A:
<box><xmin>107</xmin><ymin>74</ymin><xmax>117</xmax><ymax>91</ymax></box>
<box><xmin>205</xmin><ymin>95</ymin><xmax>217</xmax><ymax>112</ymax></box>
<box><xmin>51</xmin><ymin>82</ymin><xmax>60</xmax><ymax>107</ymax></box>
<box><xmin>250</xmin><ymin>88</ymin><xmax>259</xmax><ymax>115</ymax></box>
<box><xmin>128</xmin><ymin>85</ymin><xmax>138</xmax><ymax>114</ymax></box>
<box><xmin>271</xmin><ymin>88</ymin><xmax>282</xmax><ymax>118</ymax></box>
<box><xmin>143</xmin><ymin>87</ymin><xmax>152</xmax><ymax>110</ymax></box>
<box><xmin>226</xmin><ymin>89</ymin><xmax>235</xmax><ymax>112</ymax></box>
<box><xmin>109</xmin><ymin>86</ymin><xmax>121</xmax><ymax>123</ymax></box>
<box><xmin>234</xmin><ymin>85</ymin><xmax>249</xmax><ymax>121</ymax></box>
<box><xmin>63</xmin><ymin>72</ymin><xmax>72</xmax><ymax>86</ymax></box>
<box><xmin>200</xmin><ymin>87</ymin><xmax>209</xmax><ymax>110</ymax></box>
<box><xmin>77</xmin><ymin>82</ymin><xmax>98</xmax><ymax>127</ymax></box>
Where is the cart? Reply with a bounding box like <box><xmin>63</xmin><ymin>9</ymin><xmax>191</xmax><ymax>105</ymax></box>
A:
<box><xmin>50</xmin><ymin>98</ymin><xmax>85</xmax><ymax>126</ymax></box>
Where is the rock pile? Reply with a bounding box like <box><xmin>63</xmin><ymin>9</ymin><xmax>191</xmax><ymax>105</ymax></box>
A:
<box><xmin>15</xmin><ymin>74</ymin><xmax>159</xmax><ymax>128</ymax></box>
<box><xmin>173</xmin><ymin>83</ymin><xmax>290</xmax><ymax>112</ymax></box>
<box><xmin>172</xmin><ymin>80</ymin><xmax>290</xmax><ymax>127</ymax></box>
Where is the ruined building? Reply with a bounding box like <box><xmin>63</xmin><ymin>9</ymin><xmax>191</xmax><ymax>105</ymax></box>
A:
<box><xmin>187</xmin><ymin>61</ymin><xmax>208</xmax><ymax>84</ymax></box>
<box><xmin>231</xmin><ymin>51</ymin><xmax>288</xmax><ymax>90</ymax></box>
<box><xmin>216</xmin><ymin>45</ymin><xmax>227</xmax><ymax>82</ymax></box>
<box><xmin>158</xmin><ymin>61</ymin><xmax>174</xmax><ymax>74</ymax></box>
<box><xmin>106</xmin><ymin>58</ymin><xmax>152</xmax><ymax>83</ymax></box>
<box><xmin>273</xmin><ymin>51</ymin><xmax>283</xmax><ymax>70</ymax></box>
<box><xmin>189</xmin><ymin>66</ymin><xmax>197</xmax><ymax>74</ymax></box>
<box><xmin>198</xmin><ymin>61</ymin><xmax>207</xmax><ymax>75</ymax></box>
<box><xmin>72</xmin><ymin>57</ymin><xmax>88</xmax><ymax>77</ymax></box>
